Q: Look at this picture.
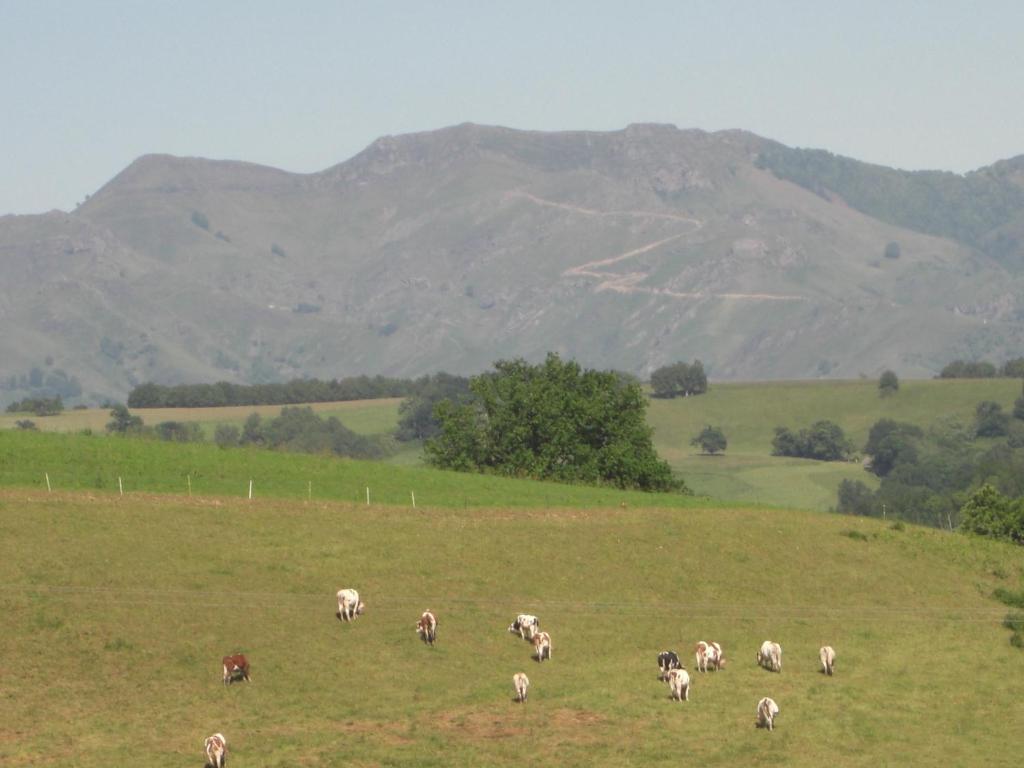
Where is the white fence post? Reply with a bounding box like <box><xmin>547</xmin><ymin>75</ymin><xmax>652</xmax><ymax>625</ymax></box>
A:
<box><xmin>45</xmin><ymin>473</ymin><xmax>51</xmax><ymax>493</ymax></box>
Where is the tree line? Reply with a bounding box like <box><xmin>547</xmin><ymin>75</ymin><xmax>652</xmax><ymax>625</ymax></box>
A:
<box><xmin>126</xmin><ymin>375</ymin><xmax>431</xmax><ymax>408</ymax></box>
<box><xmin>938</xmin><ymin>358</ymin><xmax>1024</xmax><ymax>379</ymax></box>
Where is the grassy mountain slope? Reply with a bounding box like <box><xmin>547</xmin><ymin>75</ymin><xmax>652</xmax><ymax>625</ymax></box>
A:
<box><xmin>1</xmin><ymin>489</ymin><xmax>1021</xmax><ymax>766</ymax></box>
<box><xmin>3</xmin><ymin>124</ymin><xmax>1024</xmax><ymax>403</ymax></box>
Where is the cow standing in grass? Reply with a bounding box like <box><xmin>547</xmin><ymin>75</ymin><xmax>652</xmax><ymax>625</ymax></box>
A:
<box><xmin>336</xmin><ymin>588</ymin><xmax>365</xmax><ymax>622</ymax></box>
<box><xmin>657</xmin><ymin>650</ymin><xmax>681</xmax><ymax>681</ymax></box>
<box><xmin>757</xmin><ymin>641</ymin><xmax>782</xmax><ymax>672</ymax></box>
<box><xmin>820</xmin><ymin>645</ymin><xmax>836</xmax><ymax>676</ymax></box>
<box><xmin>508</xmin><ymin>614</ymin><xmax>539</xmax><ymax>640</ymax></box>
<box><xmin>513</xmin><ymin>672</ymin><xmax>530</xmax><ymax>702</ymax></box>
<box><xmin>204</xmin><ymin>733</ymin><xmax>227</xmax><ymax>767</ymax></box>
<box><xmin>532</xmin><ymin>631</ymin><xmax>552</xmax><ymax>661</ymax></box>
<box><xmin>757</xmin><ymin>697</ymin><xmax>780</xmax><ymax>731</ymax></box>
<box><xmin>695</xmin><ymin>641</ymin><xmax>724</xmax><ymax>672</ymax></box>
<box><xmin>221</xmin><ymin>653</ymin><xmax>250</xmax><ymax>685</ymax></box>
<box><xmin>416</xmin><ymin>610</ymin><xmax>438</xmax><ymax>646</ymax></box>
<box><xmin>666</xmin><ymin>668</ymin><xmax>690</xmax><ymax>701</ymax></box>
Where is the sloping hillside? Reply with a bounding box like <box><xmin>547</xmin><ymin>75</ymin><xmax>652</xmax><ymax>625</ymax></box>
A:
<box><xmin>2</xmin><ymin>123</ymin><xmax>1023</xmax><ymax>403</ymax></box>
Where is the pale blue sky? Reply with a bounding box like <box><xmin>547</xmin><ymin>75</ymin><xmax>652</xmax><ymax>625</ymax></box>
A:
<box><xmin>2</xmin><ymin>0</ymin><xmax>1022</xmax><ymax>214</ymax></box>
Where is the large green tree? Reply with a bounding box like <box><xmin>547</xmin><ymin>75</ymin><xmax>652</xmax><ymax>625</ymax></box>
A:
<box><xmin>426</xmin><ymin>353</ymin><xmax>684</xmax><ymax>492</ymax></box>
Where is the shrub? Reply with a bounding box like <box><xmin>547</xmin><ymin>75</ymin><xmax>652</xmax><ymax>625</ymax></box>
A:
<box><xmin>878</xmin><ymin>370</ymin><xmax>899</xmax><ymax>396</ymax></box>
<box><xmin>691</xmin><ymin>425</ymin><xmax>727</xmax><ymax>455</ymax></box>
<box><xmin>190</xmin><ymin>211</ymin><xmax>210</xmax><ymax>230</ymax></box>
<box><xmin>840</xmin><ymin>530</ymin><xmax>870</xmax><ymax>541</ymax></box>
<box><xmin>214</xmin><ymin>424</ymin><xmax>240</xmax><ymax>449</ymax></box>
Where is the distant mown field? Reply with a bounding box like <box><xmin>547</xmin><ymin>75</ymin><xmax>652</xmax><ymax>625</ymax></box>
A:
<box><xmin>1</xmin><ymin>490</ymin><xmax>1021</xmax><ymax>766</ymax></box>
<box><xmin>2</xmin><ymin>378</ymin><xmax>1020</xmax><ymax>510</ymax></box>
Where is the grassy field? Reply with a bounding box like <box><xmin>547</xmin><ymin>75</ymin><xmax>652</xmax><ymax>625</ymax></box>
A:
<box><xmin>0</xmin><ymin>430</ymin><xmax>699</xmax><ymax>510</ymax></box>
<box><xmin>650</xmin><ymin>378</ymin><xmax>1021</xmax><ymax>510</ymax></box>
<box><xmin>1</xmin><ymin>489</ymin><xmax>1021</xmax><ymax>766</ymax></box>
<box><xmin>0</xmin><ymin>398</ymin><xmax>404</xmax><ymax>437</ymax></box>
<box><xmin>3</xmin><ymin>378</ymin><xmax>1020</xmax><ymax>511</ymax></box>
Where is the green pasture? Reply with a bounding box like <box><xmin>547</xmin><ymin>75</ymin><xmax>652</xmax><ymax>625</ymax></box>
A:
<box><xmin>1</xmin><ymin>490</ymin><xmax>1021</xmax><ymax>766</ymax></box>
<box><xmin>650</xmin><ymin>378</ymin><xmax>1020</xmax><ymax>509</ymax></box>
<box><xmin>0</xmin><ymin>430</ymin><xmax>697</xmax><ymax>510</ymax></box>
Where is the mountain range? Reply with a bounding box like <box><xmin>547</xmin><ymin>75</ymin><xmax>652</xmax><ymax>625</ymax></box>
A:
<box><xmin>2</xmin><ymin>122</ymin><xmax>1023</xmax><ymax>405</ymax></box>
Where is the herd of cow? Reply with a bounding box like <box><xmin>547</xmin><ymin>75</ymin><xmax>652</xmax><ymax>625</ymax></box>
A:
<box><xmin>200</xmin><ymin>588</ymin><xmax>838</xmax><ymax>765</ymax></box>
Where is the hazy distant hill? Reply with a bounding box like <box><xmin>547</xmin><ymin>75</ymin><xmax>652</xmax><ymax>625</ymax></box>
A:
<box><xmin>2</xmin><ymin>122</ymin><xmax>1023</xmax><ymax>404</ymax></box>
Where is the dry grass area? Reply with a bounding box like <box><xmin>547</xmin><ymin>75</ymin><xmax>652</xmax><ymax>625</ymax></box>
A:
<box><xmin>1</xmin><ymin>489</ymin><xmax>1022</xmax><ymax>766</ymax></box>
<box><xmin>0</xmin><ymin>398</ymin><xmax>403</xmax><ymax>435</ymax></box>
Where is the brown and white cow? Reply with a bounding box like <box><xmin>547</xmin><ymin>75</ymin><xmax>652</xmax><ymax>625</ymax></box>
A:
<box><xmin>416</xmin><ymin>610</ymin><xmax>438</xmax><ymax>645</ymax></box>
<box><xmin>532</xmin><ymin>631</ymin><xmax>552</xmax><ymax>662</ymax></box>
<box><xmin>666</xmin><ymin>668</ymin><xmax>690</xmax><ymax>701</ymax></box>
<box><xmin>513</xmin><ymin>671</ymin><xmax>530</xmax><ymax>702</ymax></box>
<box><xmin>204</xmin><ymin>732</ymin><xmax>227</xmax><ymax>768</ymax></box>
<box><xmin>819</xmin><ymin>645</ymin><xmax>836</xmax><ymax>676</ymax></box>
<box><xmin>221</xmin><ymin>653</ymin><xmax>250</xmax><ymax>685</ymax></box>
<box><xmin>336</xmin><ymin>588</ymin><xmax>365</xmax><ymax>622</ymax></box>
<box><xmin>694</xmin><ymin>641</ymin><xmax>724</xmax><ymax>673</ymax></box>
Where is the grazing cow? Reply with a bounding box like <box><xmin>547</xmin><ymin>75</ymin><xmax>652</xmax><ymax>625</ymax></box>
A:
<box><xmin>657</xmin><ymin>650</ymin><xmax>681</xmax><ymax>680</ymax></box>
<box><xmin>819</xmin><ymin>645</ymin><xmax>836</xmax><ymax>676</ymax></box>
<box><xmin>221</xmin><ymin>653</ymin><xmax>250</xmax><ymax>685</ymax></box>
<box><xmin>335</xmin><ymin>588</ymin><xmax>365</xmax><ymax>622</ymax></box>
<box><xmin>666</xmin><ymin>668</ymin><xmax>690</xmax><ymax>701</ymax></box>
<box><xmin>513</xmin><ymin>671</ymin><xmax>530</xmax><ymax>702</ymax></box>
<box><xmin>532</xmin><ymin>631</ymin><xmax>552</xmax><ymax>662</ymax></box>
<box><xmin>694</xmin><ymin>641</ymin><xmax>724</xmax><ymax>673</ymax></box>
<box><xmin>508</xmin><ymin>614</ymin><xmax>540</xmax><ymax>640</ymax></box>
<box><xmin>204</xmin><ymin>733</ymin><xmax>227</xmax><ymax>768</ymax></box>
<box><xmin>757</xmin><ymin>697</ymin><xmax>780</xmax><ymax>731</ymax></box>
<box><xmin>756</xmin><ymin>640</ymin><xmax>782</xmax><ymax>672</ymax></box>
<box><xmin>416</xmin><ymin>610</ymin><xmax>438</xmax><ymax>646</ymax></box>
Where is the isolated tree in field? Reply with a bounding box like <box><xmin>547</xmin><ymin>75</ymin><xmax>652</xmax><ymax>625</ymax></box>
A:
<box><xmin>878</xmin><ymin>370</ymin><xmax>899</xmax><ymax>396</ymax></box>
<box><xmin>691</xmin><ymin>425</ymin><xmax>727</xmax><ymax>455</ymax></box>
<box><xmin>427</xmin><ymin>353</ymin><xmax>684</xmax><ymax>491</ymax></box>
<box><xmin>883</xmin><ymin>241</ymin><xmax>901</xmax><ymax>259</ymax></box>
<box><xmin>106</xmin><ymin>404</ymin><xmax>142</xmax><ymax>434</ymax></box>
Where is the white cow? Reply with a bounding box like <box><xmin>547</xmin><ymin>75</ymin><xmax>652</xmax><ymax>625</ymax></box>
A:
<box><xmin>532</xmin><ymin>631</ymin><xmax>552</xmax><ymax>661</ymax></box>
<box><xmin>819</xmin><ymin>645</ymin><xmax>836</xmax><ymax>676</ymax></box>
<box><xmin>204</xmin><ymin>733</ymin><xmax>227</xmax><ymax>768</ymax></box>
<box><xmin>756</xmin><ymin>640</ymin><xmax>782</xmax><ymax>672</ymax></box>
<box><xmin>513</xmin><ymin>671</ymin><xmax>530</xmax><ymax>702</ymax></box>
<box><xmin>336</xmin><ymin>588</ymin><xmax>365</xmax><ymax>622</ymax></box>
<box><xmin>757</xmin><ymin>697</ymin><xmax>780</xmax><ymax>731</ymax></box>
<box><xmin>508</xmin><ymin>614</ymin><xmax>540</xmax><ymax>640</ymax></box>
<box><xmin>695</xmin><ymin>640</ymin><xmax>724</xmax><ymax>672</ymax></box>
<box><xmin>666</xmin><ymin>668</ymin><xmax>690</xmax><ymax>701</ymax></box>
